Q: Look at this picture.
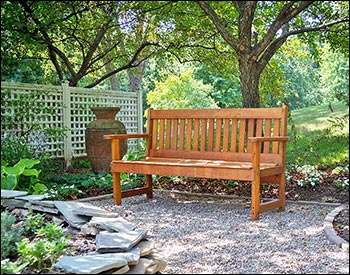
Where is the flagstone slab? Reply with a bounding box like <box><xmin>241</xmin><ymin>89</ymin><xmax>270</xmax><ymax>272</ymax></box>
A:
<box><xmin>72</xmin><ymin>205</ymin><xmax>119</xmax><ymax>218</ymax></box>
<box><xmin>1</xmin><ymin>190</ymin><xmax>28</xmax><ymax>198</ymax></box>
<box><xmin>90</xmin><ymin>216</ymin><xmax>136</xmax><ymax>232</ymax></box>
<box><xmin>145</xmin><ymin>253</ymin><xmax>167</xmax><ymax>274</ymax></box>
<box><xmin>89</xmin><ymin>247</ymin><xmax>141</xmax><ymax>265</ymax></box>
<box><xmin>103</xmin><ymin>264</ymin><xmax>130</xmax><ymax>274</ymax></box>
<box><xmin>53</xmin><ymin>253</ymin><xmax>128</xmax><ymax>274</ymax></box>
<box><xmin>1</xmin><ymin>198</ymin><xmax>27</xmax><ymax>208</ymax></box>
<box><xmin>15</xmin><ymin>194</ymin><xmax>50</xmax><ymax>201</ymax></box>
<box><xmin>31</xmin><ymin>200</ymin><xmax>56</xmax><ymax>208</ymax></box>
<box><xmin>135</xmin><ymin>240</ymin><xmax>154</xmax><ymax>256</ymax></box>
<box><xmin>96</xmin><ymin>229</ymin><xmax>148</xmax><ymax>253</ymax></box>
<box><xmin>54</xmin><ymin>201</ymin><xmax>92</xmax><ymax>228</ymax></box>
<box><xmin>124</xmin><ymin>258</ymin><xmax>154</xmax><ymax>274</ymax></box>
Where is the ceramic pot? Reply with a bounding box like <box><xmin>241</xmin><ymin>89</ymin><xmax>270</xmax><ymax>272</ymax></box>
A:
<box><xmin>85</xmin><ymin>107</ymin><xmax>127</xmax><ymax>173</ymax></box>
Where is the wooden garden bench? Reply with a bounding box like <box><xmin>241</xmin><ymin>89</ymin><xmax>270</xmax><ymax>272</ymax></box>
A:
<box><xmin>104</xmin><ymin>106</ymin><xmax>289</xmax><ymax>220</ymax></box>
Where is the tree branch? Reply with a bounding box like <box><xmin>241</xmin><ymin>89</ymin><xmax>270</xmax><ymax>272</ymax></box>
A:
<box><xmin>196</xmin><ymin>1</ymin><xmax>240</xmax><ymax>52</ymax></box>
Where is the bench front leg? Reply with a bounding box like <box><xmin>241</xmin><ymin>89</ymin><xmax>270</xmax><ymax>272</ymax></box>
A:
<box><xmin>112</xmin><ymin>172</ymin><xmax>122</xmax><ymax>205</ymax></box>
<box><xmin>251</xmin><ymin>141</ymin><xmax>261</xmax><ymax>220</ymax></box>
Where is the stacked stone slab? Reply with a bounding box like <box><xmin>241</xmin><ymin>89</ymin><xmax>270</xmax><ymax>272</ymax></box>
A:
<box><xmin>1</xmin><ymin>190</ymin><xmax>167</xmax><ymax>274</ymax></box>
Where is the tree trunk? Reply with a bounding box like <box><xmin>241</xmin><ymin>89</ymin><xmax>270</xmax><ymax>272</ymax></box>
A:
<box><xmin>127</xmin><ymin>61</ymin><xmax>147</xmax><ymax>93</ymax></box>
<box><xmin>238</xmin><ymin>56</ymin><xmax>261</xmax><ymax>108</ymax></box>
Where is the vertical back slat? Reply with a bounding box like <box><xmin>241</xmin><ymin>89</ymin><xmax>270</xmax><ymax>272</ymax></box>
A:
<box><xmin>272</xmin><ymin>119</ymin><xmax>281</xmax><ymax>153</ymax></box>
<box><xmin>230</xmin><ymin>118</ymin><xmax>238</xmax><ymax>152</ymax></box>
<box><xmin>186</xmin><ymin>118</ymin><xmax>193</xmax><ymax>150</ymax></box>
<box><xmin>152</xmin><ymin>118</ymin><xmax>158</xmax><ymax>150</ymax></box>
<box><xmin>256</xmin><ymin>119</ymin><xmax>263</xmax><ymax>137</ymax></box>
<box><xmin>247</xmin><ymin>119</ymin><xmax>255</xmax><ymax>152</ymax></box>
<box><xmin>264</xmin><ymin>119</ymin><xmax>272</xmax><ymax>153</ymax></box>
<box><xmin>215</xmin><ymin>118</ymin><xmax>222</xmax><ymax>151</ymax></box>
<box><xmin>179</xmin><ymin>119</ymin><xmax>185</xmax><ymax>150</ymax></box>
<box><xmin>238</xmin><ymin>119</ymin><xmax>246</xmax><ymax>152</ymax></box>
<box><xmin>193</xmin><ymin>118</ymin><xmax>200</xmax><ymax>151</ymax></box>
<box><xmin>165</xmin><ymin>119</ymin><xmax>171</xmax><ymax>149</ymax></box>
<box><xmin>172</xmin><ymin>119</ymin><xmax>178</xmax><ymax>150</ymax></box>
<box><xmin>159</xmin><ymin>119</ymin><xmax>165</xmax><ymax>150</ymax></box>
<box><xmin>222</xmin><ymin>118</ymin><xmax>230</xmax><ymax>152</ymax></box>
<box><xmin>207</xmin><ymin>119</ymin><xmax>214</xmax><ymax>151</ymax></box>
<box><xmin>200</xmin><ymin>118</ymin><xmax>207</xmax><ymax>151</ymax></box>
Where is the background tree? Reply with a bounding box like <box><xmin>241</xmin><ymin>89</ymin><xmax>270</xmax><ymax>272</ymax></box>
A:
<box><xmin>146</xmin><ymin>65</ymin><xmax>218</xmax><ymax>110</ymax></box>
<box><xmin>320</xmin><ymin>43</ymin><xmax>349</xmax><ymax>107</ymax></box>
<box><xmin>1</xmin><ymin>1</ymin><xmax>170</xmax><ymax>88</ymax></box>
<box><xmin>190</xmin><ymin>1</ymin><xmax>349</xmax><ymax>107</ymax></box>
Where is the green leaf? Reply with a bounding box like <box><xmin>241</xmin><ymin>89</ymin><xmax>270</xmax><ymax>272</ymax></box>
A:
<box><xmin>22</xmin><ymin>168</ymin><xmax>40</xmax><ymax>177</ymax></box>
<box><xmin>17</xmin><ymin>158</ymin><xmax>40</xmax><ymax>169</ymax></box>
<box><xmin>32</xmin><ymin>183</ymin><xmax>48</xmax><ymax>194</ymax></box>
<box><xmin>3</xmin><ymin>165</ymin><xmax>23</xmax><ymax>176</ymax></box>
<box><xmin>1</xmin><ymin>174</ymin><xmax>17</xmax><ymax>190</ymax></box>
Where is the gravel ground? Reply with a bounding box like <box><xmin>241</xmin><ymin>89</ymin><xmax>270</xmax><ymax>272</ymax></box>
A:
<box><xmin>88</xmin><ymin>190</ymin><xmax>349</xmax><ymax>274</ymax></box>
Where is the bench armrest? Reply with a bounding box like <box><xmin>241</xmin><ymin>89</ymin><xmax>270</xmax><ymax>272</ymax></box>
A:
<box><xmin>104</xmin><ymin>134</ymin><xmax>149</xmax><ymax>140</ymax></box>
<box><xmin>248</xmin><ymin>136</ymin><xmax>290</xmax><ymax>143</ymax></box>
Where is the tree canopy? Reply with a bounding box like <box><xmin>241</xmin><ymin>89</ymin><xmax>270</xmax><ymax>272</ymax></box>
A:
<box><xmin>1</xmin><ymin>1</ymin><xmax>349</xmax><ymax>107</ymax></box>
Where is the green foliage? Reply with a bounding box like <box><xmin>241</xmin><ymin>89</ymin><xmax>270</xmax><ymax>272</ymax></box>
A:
<box><xmin>320</xmin><ymin>44</ymin><xmax>349</xmax><ymax>106</ymax></box>
<box><xmin>1</xmin><ymin>158</ymin><xmax>45</xmax><ymax>193</ymax></box>
<box><xmin>295</xmin><ymin>165</ymin><xmax>324</xmax><ymax>188</ymax></box>
<box><xmin>23</xmin><ymin>209</ymin><xmax>46</xmax><ymax>236</ymax></box>
<box><xmin>286</xmin><ymin>103</ymin><xmax>349</xmax><ymax>169</ymax></box>
<box><xmin>276</xmin><ymin>39</ymin><xmax>324</xmax><ymax>110</ymax></box>
<box><xmin>1</xmin><ymin>89</ymin><xmax>67</xmax><ymax>160</ymax></box>
<box><xmin>17</xmin><ymin>220</ymin><xmax>71</xmax><ymax>270</ymax></box>
<box><xmin>120</xmin><ymin>141</ymin><xmax>147</xmax><ymax>190</ymax></box>
<box><xmin>194</xmin><ymin>65</ymin><xmax>242</xmax><ymax>108</ymax></box>
<box><xmin>1</xmin><ymin>209</ymin><xmax>71</xmax><ymax>273</ymax></box>
<box><xmin>1</xmin><ymin>137</ymin><xmax>33</xmax><ymax>167</ymax></box>
<box><xmin>1</xmin><ymin>259</ymin><xmax>28</xmax><ymax>274</ymax></box>
<box><xmin>146</xmin><ymin>66</ymin><xmax>218</xmax><ymax>110</ymax></box>
<box><xmin>1</xmin><ymin>211</ymin><xmax>23</xmax><ymax>260</ymax></box>
<box><xmin>43</xmin><ymin>173</ymin><xmax>112</xmax><ymax>200</ymax></box>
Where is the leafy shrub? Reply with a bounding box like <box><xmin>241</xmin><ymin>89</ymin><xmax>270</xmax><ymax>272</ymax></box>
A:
<box><xmin>17</xmin><ymin>223</ymin><xmax>71</xmax><ymax>270</ymax></box>
<box><xmin>1</xmin><ymin>259</ymin><xmax>28</xmax><ymax>274</ymax></box>
<box><xmin>1</xmin><ymin>137</ymin><xmax>33</xmax><ymax>167</ymax></box>
<box><xmin>23</xmin><ymin>209</ymin><xmax>46</xmax><ymax>236</ymax></box>
<box><xmin>295</xmin><ymin>165</ymin><xmax>324</xmax><ymax>187</ymax></box>
<box><xmin>1</xmin><ymin>211</ymin><xmax>23</xmax><ymax>260</ymax></box>
<box><xmin>1</xmin><ymin>209</ymin><xmax>71</xmax><ymax>273</ymax></box>
<box><xmin>1</xmin><ymin>158</ymin><xmax>47</xmax><ymax>194</ymax></box>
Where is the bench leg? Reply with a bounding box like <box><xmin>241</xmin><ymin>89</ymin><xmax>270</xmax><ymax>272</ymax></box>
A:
<box><xmin>278</xmin><ymin>173</ymin><xmax>286</xmax><ymax>212</ymax></box>
<box><xmin>146</xmin><ymin>174</ymin><xmax>153</xmax><ymax>199</ymax></box>
<box><xmin>112</xmin><ymin>172</ymin><xmax>122</xmax><ymax>205</ymax></box>
<box><xmin>251</xmin><ymin>177</ymin><xmax>261</xmax><ymax>221</ymax></box>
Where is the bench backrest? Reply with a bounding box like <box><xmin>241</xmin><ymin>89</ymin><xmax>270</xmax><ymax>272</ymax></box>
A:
<box><xmin>146</xmin><ymin>106</ymin><xmax>288</xmax><ymax>164</ymax></box>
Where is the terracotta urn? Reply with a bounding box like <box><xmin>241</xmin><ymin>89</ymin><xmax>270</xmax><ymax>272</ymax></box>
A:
<box><xmin>85</xmin><ymin>106</ymin><xmax>127</xmax><ymax>173</ymax></box>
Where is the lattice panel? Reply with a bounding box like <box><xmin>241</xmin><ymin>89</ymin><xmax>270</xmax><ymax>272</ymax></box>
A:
<box><xmin>1</xmin><ymin>82</ymin><xmax>141</xmax><ymax>161</ymax></box>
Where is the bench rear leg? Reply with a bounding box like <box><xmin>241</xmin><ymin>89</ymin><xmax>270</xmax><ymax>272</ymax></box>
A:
<box><xmin>112</xmin><ymin>172</ymin><xmax>122</xmax><ymax>205</ymax></box>
<box><xmin>251</xmin><ymin>177</ymin><xmax>261</xmax><ymax>221</ymax></box>
<box><xmin>146</xmin><ymin>174</ymin><xmax>153</xmax><ymax>199</ymax></box>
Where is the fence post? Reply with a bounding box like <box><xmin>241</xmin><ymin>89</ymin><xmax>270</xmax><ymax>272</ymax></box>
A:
<box><xmin>137</xmin><ymin>89</ymin><xmax>143</xmax><ymax>134</ymax></box>
<box><xmin>61</xmin><ymin>79</ymin><xmax>72</xmax><ymax>170</ymax></box>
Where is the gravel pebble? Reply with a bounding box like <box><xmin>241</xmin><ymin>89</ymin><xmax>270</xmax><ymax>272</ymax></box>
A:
<box><xmin>88</xmin><ymin>190</ymin><xmax>349</xmax><ymax>274</ymax></box>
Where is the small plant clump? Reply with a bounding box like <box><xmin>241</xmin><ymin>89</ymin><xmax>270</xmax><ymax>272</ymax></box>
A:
<box><xmin>1</xmin><ymin>208</ymin><xmax>72</xmax><ymax>274</ymax></box>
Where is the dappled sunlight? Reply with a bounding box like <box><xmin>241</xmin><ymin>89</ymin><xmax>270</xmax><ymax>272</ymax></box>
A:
<box><xmin>92</xmin><ymin>193</ymin><xmax>348</xmax><ymax>274</ymax></box>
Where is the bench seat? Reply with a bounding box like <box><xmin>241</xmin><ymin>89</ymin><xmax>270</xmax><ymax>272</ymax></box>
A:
<box><xmin>111</xmin><ymin>157</ymin><xmax>281</xmax><ymax>181</ymax></box>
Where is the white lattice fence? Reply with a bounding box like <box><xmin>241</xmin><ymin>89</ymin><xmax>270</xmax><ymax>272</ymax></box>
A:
<box><xmin>1</xmin><ymin>81</ymin><xmax>142</xmax><ymax>166</ymax></box>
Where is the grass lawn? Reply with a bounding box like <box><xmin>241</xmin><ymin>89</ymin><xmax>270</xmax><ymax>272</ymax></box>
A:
<box><xmin>286</xmin><ymin>102</ymin><xmax>349</xmax><ymax>169</ymax></box>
